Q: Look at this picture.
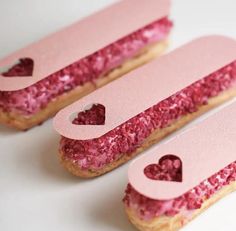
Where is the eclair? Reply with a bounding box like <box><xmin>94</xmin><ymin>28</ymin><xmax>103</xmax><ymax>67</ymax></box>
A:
<box><xmin>124</xmin><ymin>101</ymin><xmax>236</xmax><ymax>231</ymax></box>
<box><xmin>53</xmin><ymin>36</ymin><xmax>236</xmax><ymax>178</ymax></box>
<box><xmin>0</xmin><ymin>0</ymin><xmax>172</xmax><ymax>130</ymax></box>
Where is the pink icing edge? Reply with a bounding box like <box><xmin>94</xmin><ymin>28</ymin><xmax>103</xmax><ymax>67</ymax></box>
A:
<box><xmin>0</xmin><ymin>18</ymin><xmax>172</xmax><ymax>116</ymax></box>
<box><xmin>59</xmin><ymin>61</ymin><xmax>236</xmax><ymax>171</ymax></box>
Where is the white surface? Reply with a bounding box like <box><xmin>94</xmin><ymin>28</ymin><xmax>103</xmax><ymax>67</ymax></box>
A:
<box><xmin>0</xmin><ymin>0</ymin><xmax>236</xmax><ymax>231</ymax></box>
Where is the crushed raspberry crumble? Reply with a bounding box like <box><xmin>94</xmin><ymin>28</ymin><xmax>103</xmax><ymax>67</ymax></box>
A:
<box><xmin>144</xmin><ymin>155</ymin><xmax>182</xmax><ymax>182</ymax></box>
<box><xmin>0</xmin><ymin>17</ymin><xmax>172</xmax><ymax>116</ymax></box>
<box><xmin>72</xmin><ymin>104</ymin><xmax>105</xmax><ymax>125</ymax></box>
<box><xmin>2</xmin><ymin>58</ymin><xmax>34</xmax><ymax>77</ymax></box>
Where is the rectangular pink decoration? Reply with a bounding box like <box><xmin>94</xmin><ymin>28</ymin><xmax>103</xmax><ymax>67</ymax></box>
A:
<box><xmin>0</xmin><ymin>0</ymin><xmax>170</xmax><ymax>91</ymax></box>
<box><xmin>129</xmin><ymin>100</ymin><xmax>236</xmax><ymax>200</ymax></box>
<box><xmin>53</xmin><ymin>36</ymin><xmax>236</xmax><ymax>140</ymax></box>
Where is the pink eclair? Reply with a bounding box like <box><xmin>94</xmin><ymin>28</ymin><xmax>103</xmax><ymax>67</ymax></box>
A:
<box><xmin>53</xmin><ymin>36</ymin><xmax>236</xmax><ymax>178</ymax></box>
<box><xmin>0</xmin><ymin>0</ymin><xmax>172</xmax><ymax>130</ymax></box>
<box><xmin>124</xmin><ymin>101</ymin><xmax>236</xmax><ymax>231</ymax></box>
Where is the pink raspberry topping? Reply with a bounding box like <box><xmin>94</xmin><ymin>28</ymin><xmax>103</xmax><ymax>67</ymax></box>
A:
<box><xmin>60</xmin><ymin>61</ymin><xmax>236</xmax><ymax>171</ymax></box>
<box><xmin>123</xmin><ymin>161</ymin><xmax>236</xmax><ymax>220</ymax></box>
<box><xmin>144</xmin><ymin>155</ymin><xmax>182</xmax><ymax>182</ymax></box>
<box><xmin>0</xmin><ymin>17</ymin><xmax>172</xmax><ymax>116</ymax></box>
<box><xmin>72</xmin><ymin>104</ymin><xmax>105</xmax><ymax>125</ymax></box>
<box><xmin>2</xmin><ymin>58</ymin><xmax>34</xmax><ymax>77</ymax></box>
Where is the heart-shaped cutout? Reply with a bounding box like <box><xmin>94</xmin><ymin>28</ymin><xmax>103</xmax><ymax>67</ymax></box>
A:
<box><xmin>144</xmin><ymin>155</ymin><xmax>182</xmax><ymax>182</ymax></box>
<box><xmin>72</xmin><ymin>104</ymin><xmax>105</xmax><ymax>125</ymax></box>
<box><xmin>1</xmin><ymin>58</ymin><xmax>34</xmax><ymax>77</ymax></box>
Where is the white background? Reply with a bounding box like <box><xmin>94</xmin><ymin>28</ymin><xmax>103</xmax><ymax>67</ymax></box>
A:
<box><xmin>0</xmin><ymin>0</ymin><xmax>236</xmax><ymax>231</ymax></box>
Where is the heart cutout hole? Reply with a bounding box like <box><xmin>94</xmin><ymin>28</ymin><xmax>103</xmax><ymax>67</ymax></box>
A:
<box><xmin>1</xmin><ymin>58</ymin><xmax>34</xmax><ymax>77</ymax></box>
<box><xmin>71</xmin><ymin>103</ymin><xmax>105</xmax><ymax>125</ymax></box>
<box><xmin>144</xmin><ymin>154</ymin><xmax>182</xmax><ymax>182</ymax></box>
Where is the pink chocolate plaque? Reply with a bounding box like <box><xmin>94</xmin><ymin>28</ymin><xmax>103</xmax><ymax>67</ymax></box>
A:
<box><xmin>0</xmin><ymin>0</ymin><xmax>170</xmax><ymax>91</ymax></box>
<box><xmin>128</xmin><ymin>101</ymin><xmax>236</xmax><ymax>200</ymax></box>
<box><xmin>53</xmin><ymin>36</ymin><xmax>236</xmax><ymax>140</ymax></box>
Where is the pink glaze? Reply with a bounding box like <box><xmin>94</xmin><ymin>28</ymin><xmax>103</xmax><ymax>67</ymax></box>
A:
<box><xmin>0</xmin><ymin>18</ymin><xmax>172</xmax><ymax>116</ymax></box>
<box><xmin>124</xmin><ymin>161</ymin><xmax>236</xmax><ymax>220</ymax></box>
<box><xmin>60</xmin><ymin>61</ymin><xmax>236</xmax><ymax>170</ymax></box>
